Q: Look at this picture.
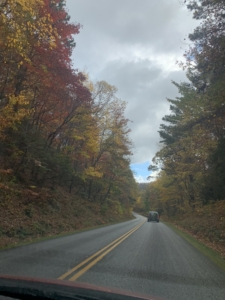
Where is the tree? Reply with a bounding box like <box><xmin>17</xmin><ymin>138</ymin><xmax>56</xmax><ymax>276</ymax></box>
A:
<box><xmin>0</xmin><ymin>1</ymin><xmax>137</xmax><ymax>214</ymax></box>
<box><xmin>80</xmin><ymin>80</ymin><xmax>133</xmax><ymax>202</ymax></box>
<box><xmin>150</xmin><ymin>0</ymin><xmax>225</xmax><ymax>217</ymax></box>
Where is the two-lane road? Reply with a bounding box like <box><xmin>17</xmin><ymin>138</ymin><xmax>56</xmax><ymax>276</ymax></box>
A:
<box><xmin>0</xmin><ymin>213</ymin><xmax>225</xmax><ymax>300</ymax></box>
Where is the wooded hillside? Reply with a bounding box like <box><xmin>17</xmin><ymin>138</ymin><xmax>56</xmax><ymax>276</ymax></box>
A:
<box><xmin>0</xmin><ymin>0</ymin><xmax>138</xmax><ymax>247</ymax></box>
<box><xmin>137</xmin><ymin>0</ymin><xmax>225</xmax><ymax>257</ymax></box>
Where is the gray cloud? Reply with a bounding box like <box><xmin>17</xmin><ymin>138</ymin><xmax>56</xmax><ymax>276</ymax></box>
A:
<box><xmin>67</xmin><ymin>0</ymin><xmax>199</xmax><ymax>75</ymax></box>
<box><xmin>99</xmin><ymin>59</ymin><xmax>187</xmax><ymax>163</ymax></box>
<box><xmin>66</xmin><ymin>0</ymin><xmax>199</xmax><ymax>166</ymax></box>
<box><xmin>68</xmin><ymin>0</ymin><xmax>197</xmax><ymax>51</ymax></box>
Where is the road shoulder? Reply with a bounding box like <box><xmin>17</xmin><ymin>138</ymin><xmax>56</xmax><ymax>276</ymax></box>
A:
<box><xmin>163</xmin><ymin>221</ymin><xmax>225</xmax><ymax>271</ymax></box>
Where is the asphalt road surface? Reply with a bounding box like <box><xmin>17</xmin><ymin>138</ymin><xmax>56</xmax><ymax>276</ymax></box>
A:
<box><xmin>0</xmin><ymin>213</ymin><xmax>225</xmax><ymax>300</ymax></box>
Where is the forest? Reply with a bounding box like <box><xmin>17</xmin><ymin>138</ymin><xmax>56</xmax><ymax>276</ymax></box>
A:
<box><xmin>0</xmin><ymin>0</ymin><xmax>137</xmax><ymax>202</ymax></box>
<box><xmin>138</xmin><ymin>0</ymin><xmax>225</xmax><ymax>256</ymax></box>
<box><xmin>1</xmin><ymin>0</ymin><xmax>225</xmax><ymax>255</ymax></box>
<box><xmin>0</xmin><ymin>0</ymin><xmax>138</xmax><ymax>246</ymax></box>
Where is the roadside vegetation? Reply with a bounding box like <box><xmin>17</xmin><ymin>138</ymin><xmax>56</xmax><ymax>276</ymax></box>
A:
<box><xmin>135</xmin><ymin>0</ymin><xmax>225</xmax><ymax>259</ymax></box>
<box><xmin>0</xmin><ymin>184</ymin><xmax>134</xmax><ymax>249</ymax></box>
<box><xmin>0</xmin><ymin>0</ymin><xmax>138</xmax><ymax>248</ymax></box>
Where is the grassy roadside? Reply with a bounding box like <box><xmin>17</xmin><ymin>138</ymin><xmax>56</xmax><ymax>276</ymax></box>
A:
<box><xmin>0</xmin><ymin>216</ymin><xmax>134</xmax><ymax>251</ymax></box>
<box><xmin>164</xmin><ymin>221</ymin><xmax>225</xmax><ymax>271</ymax></box>
<box><xmin>0</xmin><ymin>184</ymin><xmax>134</xmax><ymax>250</ymax></box>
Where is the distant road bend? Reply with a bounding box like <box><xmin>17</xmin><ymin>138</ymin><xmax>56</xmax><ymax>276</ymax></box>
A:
<box><xmin>0</xmin><ymin>213</ymin><xmax>225</xmax><ymax>300</ymax></box>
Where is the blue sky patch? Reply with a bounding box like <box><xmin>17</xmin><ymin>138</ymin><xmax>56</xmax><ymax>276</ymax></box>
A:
<box><xmin>130</xmin><ymin>161</ymin><xmax>151</xmax><ymax>183</ymax></box>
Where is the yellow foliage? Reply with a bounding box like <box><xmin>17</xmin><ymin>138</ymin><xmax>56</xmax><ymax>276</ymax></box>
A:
<box><xmin>83</xmin><ymin>167</ymin><xmax>103</xmax><ymax>179</ymax></box>
<box><xmin>0</xmin><ymin>0</ymin><xmax>59</xmax><ymax>136</ymax></box>
<box><xmin>0</xmin><ymin>93</ymin><xmax>32</xmax><ymax>136</ymax></box>
<box><xmin>0</xmin><ymin>0</ymin><xmax>57</xmax><ymax>64</ymax></box>
<box><xmin>136</xmin><ymin>196</ymin><xmax>141</xmax><ymax>205</ymax></box>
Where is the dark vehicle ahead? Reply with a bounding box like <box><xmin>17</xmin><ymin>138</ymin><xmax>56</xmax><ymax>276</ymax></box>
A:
<box><xmin>147</xmin><ymin>211</ymin><xmax>159</xmax><ymax>222</ymax></box>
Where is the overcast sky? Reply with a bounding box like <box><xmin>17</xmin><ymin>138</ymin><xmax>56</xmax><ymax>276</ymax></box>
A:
<box><xmin>66</xmin><ymin>0</ymin><xmax>199</xmax><ymax>182</ymax></box>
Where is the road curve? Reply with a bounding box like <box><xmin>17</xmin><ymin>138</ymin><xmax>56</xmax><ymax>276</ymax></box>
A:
<box><xmin>0</xmin><ymin>213</ymin><xmax>225</xmax><ymax>300</ymax></box>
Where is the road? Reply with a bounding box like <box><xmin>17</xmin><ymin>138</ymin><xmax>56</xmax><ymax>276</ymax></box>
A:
<box><xmin>0</xmin><ymin>213</ymin><xmax>225</xmax><ymax>300</ymax></box>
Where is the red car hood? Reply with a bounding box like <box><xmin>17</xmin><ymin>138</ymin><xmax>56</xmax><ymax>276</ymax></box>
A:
<box><xmin>0</xmin><ymin>274</ymin><xmax>165</xmax><ymax>300</ymax></box>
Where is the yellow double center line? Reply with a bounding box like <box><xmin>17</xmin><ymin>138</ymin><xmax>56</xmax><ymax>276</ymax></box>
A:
<box><xmin>58</xmin><ymin>220</ymin><xmax>145</xmax><ymax>281</ymax></box>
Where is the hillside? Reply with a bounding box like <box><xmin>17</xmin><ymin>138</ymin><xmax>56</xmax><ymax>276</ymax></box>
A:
<box><xmin>0</xmin><ymin>0</ymin><xmax>138</xmax><ymax>250</ymax></box>
<box><xmin>0</xmin><ymin>180</ymin><xmax>133</xmax><ymax>249</ymax></box>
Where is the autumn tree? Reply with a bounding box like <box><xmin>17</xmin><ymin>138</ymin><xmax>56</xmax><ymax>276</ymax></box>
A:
<box><xmin>149</xmin><ymin>0</ymin><xmax>225</xmax><ymax>217</ymax></box>
<box><xmin>0</xmin><ymin>0</ymin><xmax>91</xmax><ymax>186</ymax></box>
<box><xmin>0</xmin><ymin>0</ymin><xmax>137</xmax><ymax>213</ymax></box>
<box><xmin>76</xmin><ymin>80</ymin><xmax>134</xmax><ymax>203</ymax></box>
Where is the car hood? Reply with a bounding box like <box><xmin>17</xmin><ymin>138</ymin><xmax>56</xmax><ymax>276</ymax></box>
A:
<box><xmin>0</xmin><ymin>275</ymin><xmax>165</xmax><ymax>300</ymax></box>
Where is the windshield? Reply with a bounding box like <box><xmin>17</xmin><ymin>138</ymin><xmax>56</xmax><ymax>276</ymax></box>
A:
<box><xmin>0</xmin><ymin>1</ymin><xmax>225</xmax><ymax>300</ymax></box>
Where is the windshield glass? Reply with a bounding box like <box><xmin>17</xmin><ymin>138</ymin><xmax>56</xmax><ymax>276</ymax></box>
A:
<box><xmin>0</xmin><ymin>1</ymin><xmax>225</xmax><ymax>300</ymax></box>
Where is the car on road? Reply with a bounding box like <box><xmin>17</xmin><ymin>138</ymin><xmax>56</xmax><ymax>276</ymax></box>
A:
<box><xmin>147</xmin><ymin>211</ymin><xmax>159</xmax><ymax>222</ymax></box>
